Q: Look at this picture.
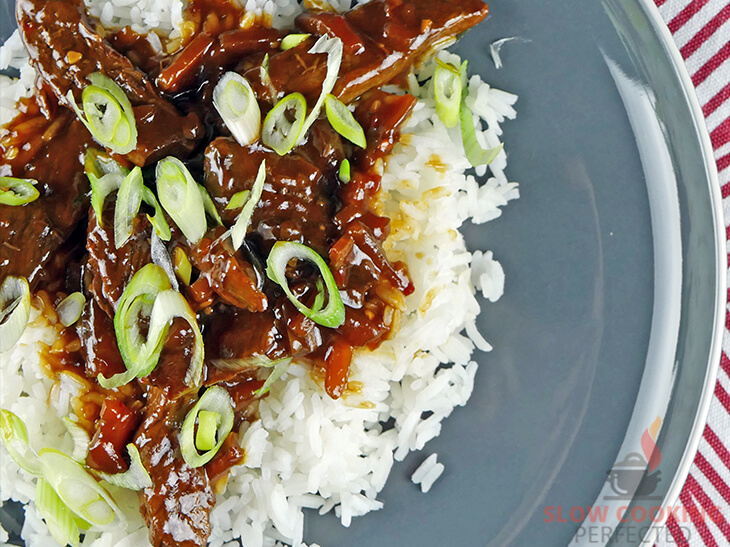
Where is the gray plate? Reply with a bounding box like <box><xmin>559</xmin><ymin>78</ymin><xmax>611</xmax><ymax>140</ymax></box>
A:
<box><xmin>0</xmin><ymin>0</ymin><xmax>724</xmax><ymax>546</ymax></box>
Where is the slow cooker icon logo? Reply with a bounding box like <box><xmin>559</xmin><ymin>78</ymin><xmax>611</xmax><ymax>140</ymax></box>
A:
<box><xmin>605</xmin><ymin>417</ymin><xmax>662</xmax><ymax>500</ymax></box>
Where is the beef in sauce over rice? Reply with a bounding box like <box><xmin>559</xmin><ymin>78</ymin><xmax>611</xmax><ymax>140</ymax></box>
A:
<box><xmin>0</xmin><ymin>0</ymin><xmax>493</xmax><ymax>545</ymax></box>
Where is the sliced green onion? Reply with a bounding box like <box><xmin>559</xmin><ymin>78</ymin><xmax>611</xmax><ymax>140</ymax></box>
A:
<box><xmin>230</xmin><ymin>160</ymin><xmax>266</xmax><ymax>250</ymax></box>
<box><xmin>254</xmin><ymin>358</ymin><xmax>291</xmax><ymax>397</ymax></box>
<box><xmin>0</xmin><ymin>275</ymin><xmax>31</xmax><ymax>353</ymax></box>
<box><xmin>36</xmin><ymin>477</ymin><xmax>82</xmax><ymax>547</ymax></box>
<box><xmin>0</xmin><ymin>177</ymin><xmax>40</xmax><ymax>206</ymax></box>
<box><xmin>88</xmin><ymin>172</ymin><xmax>123</xmax><ymax>222</ymax></box>
<box><xmin>458</xmin><ymin>61</ymin><xmax>503</xmax><ymax>167</ymax></box>
<box><xmin>226</xmin><ymin>190</ymin><xmax>250</xmax><ymax>210</ymax></box>
<box><xmin>195</xmin><ymin>411</ymin><xmax>221</xmax><ymax>452</ymax></box>
<box><xmin>61</xmin><ymin>417</ymin><xmax>90</xmax><ymax>463</ymax></box>
<box><xmin>266</xmin><ymin>241</ymin><xmax>345</xmax><ymax>328</ymax></box>
<box><xmin>338</xmin><ymin>159</ymin><xmax>351</xmax><ymax>183</ymax></box>
<box><xmin>281</xmin><ymin>33</ymin><xmax>310</xmax><ymax>50</ymax></box>
<box><xmin>173</xmin><ymin>248</ymin><xmax>192</xmax><ymax>286</ymax></box>
<box><xmin>151</xmin><ymin>231</ymin><xmax>179</xmax><ymax>292</ymax></box>
<box><xmin>114</xmin><ymin>166</ymin><xmax>144</xmax><ymax>248</ymax></box>
<box><xmin>199</xmin><ymin>184</ymin><xmax>223</xmax><ymax>226</ymax></box>
<box><xmin>142</xmin><ymin>187</ymin><xmax>172</xmax><ymax>241</ymax></box>
<box><xmin>103</xmin><ymin>265</ymin><xmax>204</xmax><ymax>390</ymax></box>
<box><xmin>84</xmin><ymin>149</ymin><xmax>127</xmax><ymax>180</ymax></box>
<box><xmin>209</xmin><ymin>355</ymin><xmax>288</xmax><ymax>372</ymax></box>
<box><xmin>0</xmin><ymin>409</ymin><xmax>42</xmax><ymax>475</ymax></box>
<box><xmin>156</xmin><ymin>157</ymin><xmax>207</xmax><ymax>244</ymax></box>
<box><xmin>85</xmin><ymin>150</ymin><xmax>128</xmax><ymax>221</ymax></box>
<box><xmin>57</xmin><ymin>293</ymin><xmax>86</xmax><ymax>328</ymax></box>
<box><xmin>180</xmin><ymin>386</ymin><xmax>234</xmax><ymax>468</ymax></box>
<box><xmin>96</xmin><ymin>444</ymin><xmax>152</xmax><ymax>490</ymax></box>
<box><xmin>299</xmin><ymin>36</ymin><xmax>343</xmax><ymax>144</ymax></box>
<box><xmin>38</xmin><ymin>448</ymin><xmax>125</xmax><ymax>529</ymax></box>
<box><xmin>433</xmin><ymin>59</ymin><xmax>462</xmax><ymax>128</ymax></box>
<box><xmin>260</xmin><ymin>53</ymin><xmax>276</xmax><ymax>98</ymax></box>
<box><xmin>101</xmin><ymin>264</ymin><xmax>171</xmax><ymax>388</ymax></box>
<box><xmin>148</xmin><ymin>289</ymin><xmax>204</xmax><ymax>387</ymax></box>
<box><xmin>213</xmin><ymin>72</ymin><xmax>261</xmax><ymax>147</ymax></box>
<box><xmin>261</xmin><ymin>93</ymin><xmax>307</xmax><ymax>156</ymax></box>
<box><xmin>67</xmin><ymin>73</ymin><xmax>137</xmax><ymax>156</ymax></box>
<box><xmin>324</xmin><ymin>94</ymin><xmax>366</xmax><ymax>148</ymax></box>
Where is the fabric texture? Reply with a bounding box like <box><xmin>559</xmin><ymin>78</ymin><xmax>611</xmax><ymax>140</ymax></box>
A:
<box><xmin>653</xmin><ymin>1</ymin><xmax>730</xmax><ymax>545</ymax></box>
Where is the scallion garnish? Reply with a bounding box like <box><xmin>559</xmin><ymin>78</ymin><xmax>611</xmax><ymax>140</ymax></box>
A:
<box><xmin>114</xmin><ymin>166</ymin><xmax>144</xmax><ymax>248</ymax></box>
<box><xmin>142</xmin><ymin>187</ymin><xmax>172</xmax><ymax>241</ymax></box>
<box><xmin>36</xmin><ymin>477</ymin><xmax>83</xmax><ymax>547</ymax></box>
<box><xmin>198</xmin><ymin>183</ymin><xmax>223</xmax><ymax>226</ymax></box>
<box><xmin>260</xmin><ymin>53</ymin><xmax>277</xmax><ymax>98</ymax></box>
<box><xmin>180</xmin><ymin>386</ymin><xmax>234</xmax><ymax>468</ymax></box>
<box><xmin>151</xmin><ymin>231</ymin><xmax>179</xmax><ymax>291</ymax></box>
<box><xmin>254</xmin><ymin>358</ymin><xmax>292</xmax><ymax>397</ymax></box>
<box><xmin>61</xmin><ymin>417</ymin><xmax>90</xmax><ymax>463</ymax></box>
<box><xmin>230</xmin><ymin>160</ymin><xmax>266</xmax><ymax>250</ymax></box>
<box><xmin>324</xmin><ymin>94</ymin><xmax>366</xmax><ymax>148</ymax></box>
<box><xmin>338</xmin><ymin>159</ymin><xmax>351</xmax><ymax>183</ymax></box>
<box><xmin>0</xmin><ymin>177</ymin><xmax>40</xmax><ymax>206</ymax></box>
<box><xmin>38</xmin><ymin>447</ymin><xmax>125</xmax><ymax>529</ymax></box>
<box><xmin>56</xmin><ymin>293</ymin><xmax>86</xmax><ymax>328</ymax></box>
<box><xmin>95</xmin><ymin>444</ymin><xmax>152</xmax><ymax>490</ymax></box>
<box><xmin>298</xmin><ymin>36</ymin><xmax>343</xmax><ymax>144</ymax></box>
<box><xmin>457</xmin><ymin>61</ymin><xmax>503</xmax><ymax>167</ymax></box>
<box><xmin>156</xmin><ymin>157</ymin><xmax>207</xmax><ymax>244</ymax></box>
<box><xmin>433</xmin><ymin>59</ymin><xmax>462</xmax><ymax>128</ymax></box>
<box><xmin>101</xmin><ymin>264</ymin><xmax>204</xmax><ymax>390</ymax></box>
<box><xmin>195</xmin><ymin>410</ymin><xmax>221</xmax><ymax>452</ymax></box>
<box><xmin>281</xmin><ymin>33</ymin><xmax>310</xmax><ymax>50</ymax></box>
<box><xmin>67</xmin><ymin>73</ymin><xmax>138</xmax><ymax>156</ymax></box>
<box><xmin>226</xmin><ymin>190</ymin><xmax>250</xmax><ymax>210</ymax></box>
<box><xmin>212</xmin><ymin>72</ymin><xmax>261</xmax><ymax>147</ymax></box>
<box><xmin>0</xmin><ymin>409</ymin><xmax>42</xmax><ymax>476</ymax></box>
<box><xmin>261</xmin><ymin>93</ymin><xmax>307</xmax><ymax>156</ymax></box>
<box><xmin>266</xmin><ymin>241</ymin><xmax>345</xmax><ymax>328</ymax></box>
<box><xmin>0</xmin><ymin>275</ymin><xmax>31</xmax><ymax>353</ymax></box>
<box><xmin>173</xmin><ymin>247</ymin><xmax>192</xmax><ymax>286</ymax></box>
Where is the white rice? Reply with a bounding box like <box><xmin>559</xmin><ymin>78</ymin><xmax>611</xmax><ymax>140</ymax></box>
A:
<box><xmin>0</xmin><ymin>1</ymin><xmax>519</xmax><ymax>545</ymax></box>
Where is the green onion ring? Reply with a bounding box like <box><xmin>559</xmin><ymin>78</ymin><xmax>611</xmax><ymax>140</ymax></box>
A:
<box><xmin>156</xmin><ymin>157</ymin><xmax>208</xmax><ymax>244</ymax></box>
<box><xmin>433</xmin><ymin>59</ymin><xmax>462</xmax><ymax>128</ymax></box>
<box><xmin>324</xmin><ymin>94</ymin><xmax>366</xmax><ymax>148</ymax></box>
<box><xmin>281</xmin><ymin>33</ymin><xmax>310</xmax><ymax>50</ymax></box>
<box><xmin>68</xmin><ymin>73</ymin><xmax>138</xmax><ymax>156</ymax></box>
<box><xmin>266</xmin><ymin>241</ymin><xmax>345</xmax><ymax>328</ymax></box>
<box><xmin>230</xmin><ymin>160</ymin><xmax>266</xmax><ymax>250</ymax></box>
<box><xmin>213</xmin><ymin>72</ymin><xmax>261</xmax><ymax>147</ymax></box>
<box><xmin>0</xmin><ymin>177</ymin><xmax>40</xmax><ymax>206</ymax></box>
<box><xmin>458</xmin><ymin>61</ymin><xmax>504</xmax><ymax>166</ymax></box>
<box><xmin>180</xmin><ymin>386</ymin><xmax>234</xmax><ymax>468</ymax></box>
<box><xmin>0</xmin><ymin>275</ymin><xmax>31</xmax><ymax>353</ymax></box>
<box><xmin>56</xmin><ymin>292</ymin><xmax>86</xmax><ymax>328</ymax></box>
<box><xmin>261</xmin><ymin>93</ymin><xmax>307</xmax><ymax>156</ymax></box>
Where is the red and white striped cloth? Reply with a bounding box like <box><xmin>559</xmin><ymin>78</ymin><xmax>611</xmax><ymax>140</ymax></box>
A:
<box><xmin>653</xmin><ymin>1</ymin><xmax>730</xmax><ymax>545</ymax></box>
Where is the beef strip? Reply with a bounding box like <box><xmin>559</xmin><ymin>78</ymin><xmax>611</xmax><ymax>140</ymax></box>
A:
<box><xmin>0</xmin><ymin>99</ymin><xmax>91</xmax><ymax>289</ymax></box>
<box><xmin>203</xmin><ymin>136</ymin><xmax>339</xmax><ymax>255</ymax></box>
<box><xmin>187</xmin><ymin>226</ymin><xmax>268</xmax><ymax>312</ymax></box>
<box><xmin>136</xmin><ymin>388</ymin><xmax>215</xmax><ymax>547</ymax></box>
<box><xmin>85</xmin><ymin>209</ymin><xmax>152</xmax><ymax>317</ymax></box>
<box><xmin>16</xmin><ymin>0</ymin><xmax>204</xmax><ymax>166</ymax></box>
<box><xmin>243</xmin><ymin>0</ymin><xmax>488</xmax><ymax>104</ymax></box>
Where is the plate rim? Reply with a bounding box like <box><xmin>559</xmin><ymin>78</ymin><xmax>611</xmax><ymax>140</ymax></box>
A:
<box><xmin>636</xmin><ymin>0</ymin><xmax>726</xmax><ymax>543</ymax></box>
